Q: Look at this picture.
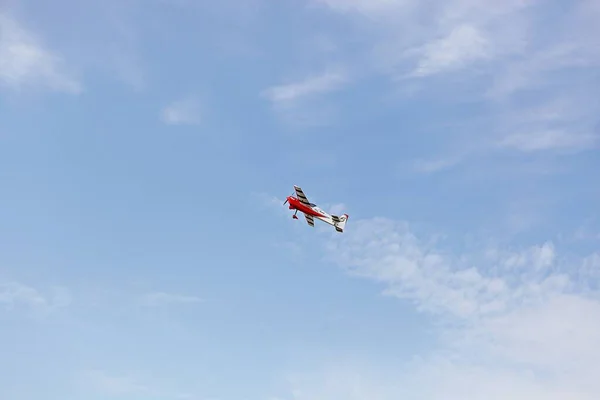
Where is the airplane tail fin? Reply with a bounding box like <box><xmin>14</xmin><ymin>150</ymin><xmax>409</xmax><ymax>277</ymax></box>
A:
<box><xmin>332</xmin><ymin>214</ymin><xmax>348</xmax><ymax>233</ymax></box>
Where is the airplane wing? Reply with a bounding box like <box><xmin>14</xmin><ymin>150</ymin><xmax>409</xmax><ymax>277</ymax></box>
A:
<box><xmin>304</xmin><ymin>214</ymin><xmax>315</xmax><ymax>227</ymax></box>
<box><xmin>293</xmin><ymin>185</ymin><xmax>311</xmax><ymax>207</ymax></box>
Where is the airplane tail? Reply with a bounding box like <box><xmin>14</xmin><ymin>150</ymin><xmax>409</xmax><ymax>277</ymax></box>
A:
<box><xmin>332</xmin><ymin>214</ymin><xmax>348</xmax><ymax>233</ymax></box>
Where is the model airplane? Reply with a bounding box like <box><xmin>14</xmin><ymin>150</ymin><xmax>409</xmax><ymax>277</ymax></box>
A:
<box><xmin>283</xmin><ymin>185</ymin><xmax>348</xmax><ymax>233</ymax></box>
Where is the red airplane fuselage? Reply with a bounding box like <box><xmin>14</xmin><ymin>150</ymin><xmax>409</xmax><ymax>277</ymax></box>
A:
<box><xmin>286</xmin><ymin>196</ymin><xmax>327</xmax><ymax>218</ymax></box>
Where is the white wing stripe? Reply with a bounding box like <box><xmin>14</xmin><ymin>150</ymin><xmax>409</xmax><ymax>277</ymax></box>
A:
<box><xmin>294</xmin><ymin>185</ymin><xmax>311</xmax><ymax>205</ymax></box>
<box><xmin>305</xmin><ymin>214</ymin><xmax>314</xmax><ymax>226</ymax></box>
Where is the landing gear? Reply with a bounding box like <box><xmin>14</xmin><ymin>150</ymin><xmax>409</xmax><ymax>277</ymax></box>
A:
<box><xmin>284</xmin><ymin>191</ymin><xmax>300</xmax><ymax>220</ymax></box>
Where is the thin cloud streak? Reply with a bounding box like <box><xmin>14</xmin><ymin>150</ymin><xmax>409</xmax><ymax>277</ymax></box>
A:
<box><xmin>161</xmin><ymin>97</ymin><xmax>202</xmax><ymax>126</ymax></box>
<box><xmin>0</xmin><ymin>12</ymin><xmax>81</xmax><ymax>93</ymax></box>
<box><xmin>139</xmin><ymin>291</ymin><xmax>203</xmax><ymax>307</ymax></box>
<box><xmin>278</xmin><ymin>216</ymin><xmax>600</xmax><ymax>399</ymax></box>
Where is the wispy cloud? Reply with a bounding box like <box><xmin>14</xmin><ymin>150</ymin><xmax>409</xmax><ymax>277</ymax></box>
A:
<box><xmin>497</xmin><ymin>129</ymin><xmax>598</xmax><ymax>153</ymax></box>
<box><xmin>254</xmin><ymin>192</ymin><xmax>287</xmax><ymax>213</ymax></box>
<box><xmin>139</xmin><ymin>291</ymin><xmax>203</xmax><ymax>307</ymax></box>
<box><xmin>581</xmin><ymin>253</ymin><xmax>600</xmax><ymax>280</ymax></box>
<box><xmin>328</xmin><ymin>203</ymin><xmax>346</xmax><ymax>217</ymax></box>
<box><xmin>573</xmin><ymin>217</ymin><xmax>600</xmax><ymax>242</ymax></box>
<box><xmin>309</xmin><ymin>0</ymin><xmax>600</xmax><ymax>165</ymax></box>
<box><xmin>261</xmin><ymin>69</ymin><xmax>348</xmax><ymax>127</ymax></box>
<box><xmin>492</xmin><ymin>94</ymin><xmax>600</xmax><ymax>153</ymax></box>
<box><xmin>313</xmin><ymin>0</ymin><xmax>414</xmax><ymax>16</ymax></box>
<box><xmin>0</xmin><ymin>281</ymin><xmax>71</xmax><ymax>313</ymax></box>
<box><xmin>412</xmin><ymin>156</ymin><xmax>462</xmax><ymax>173</ymax></box>
<box><xmin>299</xmin><ymin>217</ymin><xmax>600</xmax><ymax>399</ymax></box>
<box><xmin>262</xmin><ymin>70</ymin><xmax>347</xmax><ymax>104</ymax></box>
<box><xmin>326</xmin><ymin>219</ymin><xmax>583</xmax><ymax>320</ymax></box>
<box><xmin>0</xmin><ymin>12</ymin><xmax>81</xmax><ymax>93</ymax></box>
<box><xmin>161</xmin><ymin>97</ymin><xmax>202</xmax><ymax>125</ymax></box>
<box><xmin>317</xmin><ymin>0</ymin><xmax>532</xmax><ymax>77</ymax></box>
<box><xmin>407</xmin><ymin>24</ymin><xmax>490</xmax><ymax>78</ymax></box>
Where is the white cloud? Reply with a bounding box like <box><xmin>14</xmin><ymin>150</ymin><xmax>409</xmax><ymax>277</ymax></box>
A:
<box><xmin>472</xmin><ymin>294</ymin><xmax>600</xmax><ymax>368</ymax></box>
<box><xmin>316</xmin><ymin>0</ymin><xmax>531</xmax><ymax>77</ymax></box>
<box><xmin>139</xmin><ymin>291</ymin><xmax>203</xmax><ymax>307</ymax></box>
<box><xmin>0</xmin><ymin>12</ymin><xmax>81</xmax><ymax>93</ymax></box>
<box><xmin>486</xmin><ymin>42</ymin><xmax>599</xmax><ymax>99</ymax></box>
<box><xmin>574</xmin><ymin>226</ymin><xmax>600</xmax><ymax>242</ymax></box>
<box><xmin>254</xmin><ymin>192</ymin><xmax>289</xmax><ymax>217</ymax></box>
<box><xmin>161</xmin><ymin>97</ymin><xmax>202</xmax><ymax>125</ymax></box>
<box><xmin>0</xmin><ymin>281</ymin><xmax>71</xmax><ymax>313</ymax></box>
<box><xmin>262</xmin><ymin>70</ymin><xmax>347</xmax><ymax>104</ymax></box>
<box><xmin>486</xmin><ymin>93</ymin><xmax>600</xmax><ymax>154</ymax></box>
<box><xmin>281</xmin><ymin>356</ymin><xmax>599</xmax><ymax>400</ymax></box>
<box><xmin>497</xmin><ymin>129</ymin><xmax>598</xmax><ymax>152</ymax></box>
<box><xmin>326</xmin><ymin>219</ymin><xmax>592</xmax><ymax>321</ymax></box>
<box><xmin>309</xmin><ymin>0</ymin><xmax>599</xmax><ymax>160</ymax></box>
<box><xmin>501</xmin><ymin>241</ymin><xmax>555</xmax><ymax>271</ymax></box>
<box><xmin>581</xmin><ymin>253</ymin><xmax>600</xmax><ymax>281</ymax></box>
<box><xmin>412</xmin><ymin>156</ymin><xmax>462</xmax><ymax>173</ymax></box>
<box><xmin>0</xmin><ymin>281</ymin><xmax>46</xmax><ymax>309</ymax></box>
<box><xmin>261</xmin><ymin>70</ymin><xmax>347</xmax><ymax>127</ymax></box>
<box><xmin>314</xmin><ymin>0</ymin><xmax>414</xmax><ymax>15</ymax></box>
<box><xmin>273</xmin><ymin>217</ymin><xmax>600</xmax><ymax>399</ymax></box>
<box><xmin>408</xmin><ymin>24</ymin><xmax>490</xmax><ymax>77</ymax></box>
<box><xmin>328</xmin><ymin>203</ymin><xmax>346</xmax><ymax>216</ymax></box>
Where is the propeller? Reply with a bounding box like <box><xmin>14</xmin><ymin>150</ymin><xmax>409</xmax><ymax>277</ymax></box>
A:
<box><xmin>283</xmin><ymin>191</ymin><xmax>296</xmax><ymax>206</ymax></box>
<box><xmin>283</xmin><ymin>190</ymin><xmax>295</xmax><ymax>205</ymax></box>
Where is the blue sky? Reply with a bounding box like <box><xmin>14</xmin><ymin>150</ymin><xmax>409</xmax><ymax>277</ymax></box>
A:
<box><xmin>1</xmin><ymin>0</ymin><xmax>599</xmax><ymax>399</ymax></box>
